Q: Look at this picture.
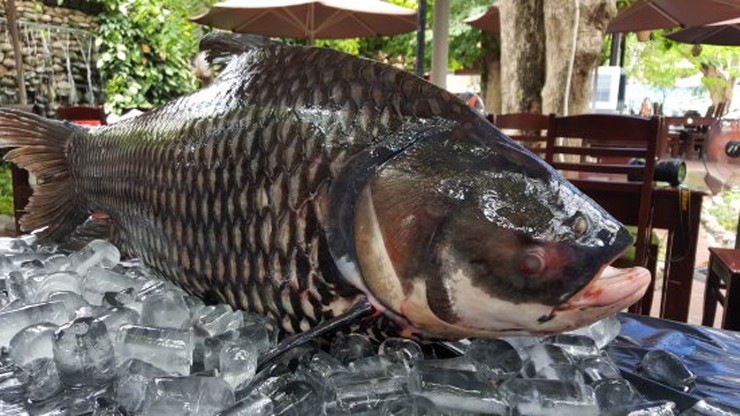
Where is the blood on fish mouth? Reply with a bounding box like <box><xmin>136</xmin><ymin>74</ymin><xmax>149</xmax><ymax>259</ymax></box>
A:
<box><xmin>563</xmin><ymin>265</ymin><xmax>651</xmax><ymax>310</ymax></box>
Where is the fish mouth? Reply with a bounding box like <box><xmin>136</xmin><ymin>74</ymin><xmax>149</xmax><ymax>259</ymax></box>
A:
<box><xmin>562</xmin><ymin>264</ymin><xmax>651</xmax><ymax>311</ymax></box>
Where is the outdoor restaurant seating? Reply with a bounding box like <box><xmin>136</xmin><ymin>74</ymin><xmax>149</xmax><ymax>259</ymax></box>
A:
<box><xmin>703</xmin><ymin>247</ymin><xmax>740</xmax><ymax>331</ymax></box>
<box><xmin>660</xmin><ymin>115</ymin><xmax>715</xmax><ymax>159</ymax></box>
<box><xmin>491</xmin><ymin>112</ymin><xmax>549</xmax><ymax>158</ymax></box>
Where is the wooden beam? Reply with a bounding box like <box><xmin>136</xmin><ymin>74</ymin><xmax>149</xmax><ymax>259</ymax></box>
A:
<box><xmin>5</xmin><ymin>0</ymin><xmax>28</xmax><ymax>105</ymax></box>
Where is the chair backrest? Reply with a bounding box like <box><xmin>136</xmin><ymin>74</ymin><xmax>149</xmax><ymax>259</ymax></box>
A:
<box><xmin>660</xmin><ymin>116</ymin><xmax>715</xmax><ymax>158</ymax></box>
<box><xmin>493</xmin><ymin>113</ymin><xmax>550</xmax><ymax>158</ymax></box>
<box><xmin>57</xmin><ymin>106</ymin><xmax>107</xmax><ymax>126</ymax></box>
<box><xmin>545</xmin><ymin>114</ymin><xmax>661</xmax><ymax>275</ymax></box>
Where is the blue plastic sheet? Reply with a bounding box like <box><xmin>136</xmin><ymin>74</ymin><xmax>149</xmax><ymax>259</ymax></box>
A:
<box><xmin>611</xmin><ymin>313</ymin><xmax>740</xmax><ymax>413</ymax></box>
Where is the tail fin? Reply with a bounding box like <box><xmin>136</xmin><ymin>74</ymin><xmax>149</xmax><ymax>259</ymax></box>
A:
<box><xmin>0</xmin><ymin>109</ymin><xmax>88</xmax><ymax>240</ymax></box>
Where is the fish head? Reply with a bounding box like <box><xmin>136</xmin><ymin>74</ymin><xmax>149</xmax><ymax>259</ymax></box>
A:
<box><xmin>353</xmin><ymin>123</ymin><xmax>649</xmax><ymax>338</ymax></box>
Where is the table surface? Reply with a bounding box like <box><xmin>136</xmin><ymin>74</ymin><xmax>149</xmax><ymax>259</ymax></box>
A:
<box><xmin>709</xmin><ymin>247</ymin><xmax>740</xmax><ymax>273</ymax></box>
<box><xmin>613</xmin><ymin>313</ymin><xmax>740</xmax><ymax>412</ymax></box>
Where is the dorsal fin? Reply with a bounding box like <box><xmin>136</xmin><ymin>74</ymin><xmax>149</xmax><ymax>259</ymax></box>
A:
<box><xmin>198</xmin><ymin>32</ymin><xmax>275</xmax><ymax>66</ymax></box>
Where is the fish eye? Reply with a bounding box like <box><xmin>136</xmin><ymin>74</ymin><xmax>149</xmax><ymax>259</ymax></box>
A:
<box><xmin>572</xmin><ymin>213</ymin><xmax>589</xmax><ymax>236</ymax></box>
<box><xmin>519</xmin><ymin>248</ymin><xmax>546</xmax><ymax>277</ymax></box>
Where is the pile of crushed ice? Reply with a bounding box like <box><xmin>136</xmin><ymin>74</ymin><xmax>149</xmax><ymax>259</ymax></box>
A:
<box><xmin>0</xmin><ymin>235</ymin><xmax>713</xmax><ymax>415</ymax></box>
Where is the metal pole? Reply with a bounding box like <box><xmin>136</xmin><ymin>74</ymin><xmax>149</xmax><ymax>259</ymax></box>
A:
<box><xmin>609</xmin><ymin>33</ymin><xmax>621</xmax><ymax>66</ymax></box>
<box><xmin>414</xmin><ymin>0</ymin><xmax>427</xmax><ymax>77</ymax></box>
<box><xmin>5</xmin><ymin>0</ymin><xmax>28</xmax><ymax>105</ymax></box>
<box><xmin>430</xmin><ymin>0</ymin><xmax>449</xmax><ymax>88</ymax></box>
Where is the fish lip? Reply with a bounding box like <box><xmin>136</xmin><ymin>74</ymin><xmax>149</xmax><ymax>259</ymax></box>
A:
<box><xmin>562</xmin><ymin>264</ymin><xmax>651</xmax><ymax>310</ymax></box>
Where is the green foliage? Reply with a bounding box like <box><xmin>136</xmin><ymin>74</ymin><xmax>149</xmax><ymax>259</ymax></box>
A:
<box><xmin>709</xmin><ymin>189</ymin><xmax>740</xmax><ymax>234</ymax></box>
<box><xmin>625</xmin><ymin>31</ymin><xmax>740</xmax><ymax>98</ymax></box>
<box><xmin>0</xmin><ymin>164</ymin><xmax>14</xmax><ymax>217</ymax></box>
<box><xmin>92</xmin><ymin>0</ymin><xmax>215</xmax><ymax>114</ymax></box>
<box><xmin>321</xmin><ymin>0</ymin><xmax>493</xmax><ymax>73</ymax></box>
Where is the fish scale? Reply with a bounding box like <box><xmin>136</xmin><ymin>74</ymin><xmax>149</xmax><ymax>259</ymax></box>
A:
<box><xmin>63</xmin><ymin>41</ymin><xmax>456</xmax><ymax>335</ymax></box>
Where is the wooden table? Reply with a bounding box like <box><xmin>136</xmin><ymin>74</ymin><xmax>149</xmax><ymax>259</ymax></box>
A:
<box><xmin>574</xmin><ymin>182</ymin><xmax>705</xmax><ymax>322</ymax></box>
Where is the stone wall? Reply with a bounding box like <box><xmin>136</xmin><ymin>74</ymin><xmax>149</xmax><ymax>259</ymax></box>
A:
<box><xmin>0</xmin><ymin>0</ymin><xmax>100</xmax><ymax>115</ymax></box>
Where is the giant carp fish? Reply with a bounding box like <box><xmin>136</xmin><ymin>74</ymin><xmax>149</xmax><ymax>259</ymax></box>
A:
<box><xmin>0</xmin><ymin>33</ymin><xmax>649</xmax><ymax>343</ymax></box>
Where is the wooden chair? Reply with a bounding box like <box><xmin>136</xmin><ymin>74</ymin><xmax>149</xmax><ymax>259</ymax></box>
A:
<box><xmin>703</xmin><ymin>247</ymin><xmax>740</xmax><ymax>331</ymax></box>
<box><xmin>493</xmin><ymin>113</ymin><xmax>550</xmax><ymax>159</ymax></box>
<box><xmin>660</xmin><ymin>116</ymin><xmax>715</xmax><ymax>159</ymax></box>
<box><xmin>545</xmin><ymin>114</ymin><xmax>661</xmax><ymax>314</ymax></box>
<box><xmin>56</xmin><ymin>105</ymin><xmax>107</xmax><ymax>126</ymax></box>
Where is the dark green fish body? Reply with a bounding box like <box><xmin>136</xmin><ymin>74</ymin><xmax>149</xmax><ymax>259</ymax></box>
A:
<box><xmin>0</xmin><ymin>34</ymin><xmax>649</xmax><ymax>339</ymax></box>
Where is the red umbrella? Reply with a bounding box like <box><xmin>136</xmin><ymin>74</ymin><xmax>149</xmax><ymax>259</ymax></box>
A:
<box><xmin>607</xmin><ymin>0</ymin><xmax>740</xmax><ymax>33</ymax></box>
<box><xmin>464</xmin><ymin>5</ymin><xmax>500</xmax><ymax>33</ymax></box>
<box><xmin>191</xmin><ymin>0</ymin><xmax>417</xmax><ymax>45</ymax></box>
<box><xmin>665</xmin><ymin>17</ymin><xmax>740</xmax><ymax>46</ymax></box>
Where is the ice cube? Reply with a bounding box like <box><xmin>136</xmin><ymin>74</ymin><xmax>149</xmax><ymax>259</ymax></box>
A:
<box><xmin>82</xmin><ymin>267</ymin><xmax>144</xmax><ymax>305</ymax></box>
<box><xmin>65</xmin><ymin>240</ymin><xmax>120</xmax><ymax>275</ymax></box>
<box><xmin>102</xmin><ymin>287</ymin><xmax>136</xmax><ymax>309</ymax></box>
<box><xmin>347</xmin><ymin>355</ymin><xmax>408</xmax><ymax>378</ymax></box>
<box><xmin>577</xmin><ymin>356</ymin><xmax>622</xmax><ymax>384</ymax></box>
<box><xmin>0</xmin><ymin>237</ymin><xmax>30</xmax><ymax>254</ymax></box>
<box><xmin>592</xmin><ymin>379</ymin><xmax>643</xmax><ymax>410</ymax></box>
<box><xmin>98</xmin><ymin>307</ymin><xmax>141</xmax><ymax>334</ymax></box>
<box><xmin>92</xmin><ymin>396</ymin><xmax>127</xmax><ymax>415</ymax></box>
<box><xmin>407</xmin><ymin>366</ymin><xmax>507</xmax><ymax>415</ymax></box>
<box><xmin>242</xmin><ymin>312</ymin><xmax>279</xmax><ymax>347</ymax></box>
<box><xmin>142</xmin><ymin>376</ymin><xmax>235</xmax><ymax>416</ymax></box>
<box><xmin>115</xmin><ymin>324</ymin><xmax>194</xmax><ymax>375</ymax></box>
<box><xmin>270</xmin><ymin>380</ymin><xmax>322</xmax><ymax>415</ymax></box>
<box><xmin>192</xmin><ymin>304</ymin><xmax>242</xmax><ymax>336</ymax></box>
<box><xmin>0</xmin><ymin>256</ymin><xmax>18</xmax><ymax>279</ymax></box>
<box><xmin>378</xmin><ymin>338</ymin><xmax>424</xmax><ymax>364</ymax></box>
<box><xmin>220</xmin><ymin>341</ymin><xmax>258</xmax><ymax>390</ymax></box>
<box><xmin>379</xmin><ymin>395</ymin><xmax>443</xmax><ymax>416</ymax></box>
<box><xmin>140</xmin><ymin>289</ymin><xmax>190</xmax><ymax>329</ymax></box>
<box><xmin>52</xmin><ymin>317</ymin><xmax>116</xmax><ymax>387</ymax></box>
<box><xmin>325</xmin><ymin>368</ymin><xmax>409</xmax><ymax>413</ymax></box>
<box><xmin>27</xmin><ymin>271</ymin><xmax>82</xmax><ymax>303</ymax></box>
<box><xmin>8</xmin><ymin>322</ymin><xmax>58</xmax><ymax>367</ymax></box>
<box><xmin>0</xmin><ymin>367</ymin><xmax>26</xmax><ymax>404</ymax></box>
<box><xmin>202</xmin><ymin>324</ymin><xmax>270</xmax><ymax>372</ymax></box>
<box><xmin>522</xmin><ymin>344</ymin><xmax>573</xmax><ymax>378</ymax></box>
<box><xmin>73</xmin><ymin>304</ymin><xmax>109</xmax><ymax>320</ymax></box>
<box><xmin>604</xmin><ymin>400</ymin><xmax>676</xmax><ymax>416</ymax></box>
<box><xmin>301</xmin><ymin>351</ymin><xmax>348</xmax><ymax>386</ymax></box>
<box><xmin>418</xmin><ymin>356</ymin><xmax>478</xmax><ymax>372</ymax></box>
<box><xmin>535</xmin><ymin>363</ymin><xmax>586</xmax><ymax>384</ymax></box>
<box><xmin>464</xmin><ymin>338</ymin><xmax>523</xmax><ymax>381</ymax></box>
<box><xmin>0</xmin><ymin>301</ymin><xmax>68</xmax><ymax>347</ymax></box>
<box><xmin>6</xmin><ymin>272</ymin><xmax>26</xmax><ymax>303</ymax></box>
<box><xmin>48</xmin><ymin>291</ymin><xmax>89</xmax><ymax>317</ymax></box>
<box><xmin>220</xmin><ymin>394</ymin><xmax>274</xmax><ymax>415</ymax></box>
<box><xmin>16</xmin><ymin>357</ymin><xmax>62</xmax><ymax>402</ymax></box>
<box><xmin>680</xmin><ymin>398</ymin><xmax>740</xmax><ymax>416</ymax></box>
<box><xmin>566</xmin><ymin>315</ymin><xmax>621</xmax><ymax>349</ymax></box>
<box><xmin>330</xmin><ymin>333</ymin><xmax>375</xmax><ymax>364</ymax></box>
<box><xmin>42</xmin><ymin>254</ymin><xmax>70</xmax><ymax>273</ymax></box>
<box><xmin>637</xmin><ymin>350</ymin><xmax>696</xmax><ymax>392</ymax></box>
<box><xmin>543</xmin><ymin>334</ymin><xmax>600</xmax><ymax>358</ymax></box>
<box><xmin>500</xmin><ymin>378</ymin><xmax>598</xmax><ymax>416</ymax></box>
<box><xmin>115</xmin><ymin>359</ymin><xmax>170</xmax><ymax>414</ymax></box>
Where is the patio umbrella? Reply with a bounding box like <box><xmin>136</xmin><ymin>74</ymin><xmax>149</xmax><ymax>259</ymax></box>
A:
<box><xmin>606</xmin><ymin>0</ymin><xmax>740</xmax><ymax>33</ymax></box>
<box><xmin>191</xmin><ymin>0</ymin><xmax>417</xmax><ymax>45</ymax></box>
<box><xmin>665</xmin><ymin>17</ymin><xmax>740</xmax><ymax>46</ymax></box>
<box><xmin>464</xmin><ymin>5</ymin><xmax>500</xmax><ymax>33</ymax></box>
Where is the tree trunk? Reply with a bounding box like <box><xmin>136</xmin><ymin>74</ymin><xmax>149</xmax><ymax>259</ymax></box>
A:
<box><xmin>542</xmin><ymin>0</ymin><xmax>616</xmax><ymax>116</ymax></box>
<box><xmin>499</xmin><ymin>0</ymin><xmax>545</xmax><ymax>114</ymax></box>
<box><xmin>5</xmin><ymin>0</ymin><xmax>28</xmax><ymax>105</ymax></box>
<box><xmin>481</xmin><ymin>32</ymin><xmax>502</xmax><ymax>116</ymax></box>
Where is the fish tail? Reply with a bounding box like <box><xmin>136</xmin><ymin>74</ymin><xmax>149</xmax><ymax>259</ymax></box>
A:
<box><xmin>0</xmin><ymin>109</ymin><xmax>89</xmax><ymax>240</ymax></box>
